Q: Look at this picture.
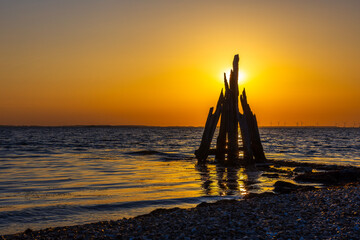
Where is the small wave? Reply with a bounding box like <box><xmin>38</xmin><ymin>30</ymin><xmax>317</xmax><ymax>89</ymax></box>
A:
<box><xmin>0</xmin><ymin>196</ymin><xmax>238</xmax><ymax>226</ymax></box>
<box><xmin>126</xmin><ymin>150</ymin><xmax>191</xmax><ymax>161</ymax></box>
<box><xmin>159</xmin><ymin>154</ymin><xmax>189</xmax><ymax>161</ymax></box>
<box><xmin>81</xmin><ymin>196</ymin><xmax>228</xmax><ymax>211</ymax></box>
<box><xmin>126</xmin><ymin>150</ymin><xmax>164</xmax><ymax>156</ymax></box>
<box><xmin>72</xmin><ymin>148</ymin><xmax>88</xmax><ymax>151</ymax></box>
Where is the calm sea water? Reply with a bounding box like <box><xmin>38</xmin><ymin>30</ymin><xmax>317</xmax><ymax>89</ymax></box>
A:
<box><xmin>0</xmin><ymin>126</ymin><xmax>359</xmax><ymax>234</ymax></box>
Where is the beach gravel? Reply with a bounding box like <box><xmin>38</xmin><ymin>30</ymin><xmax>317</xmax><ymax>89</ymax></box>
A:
<box><xmin>2</xmin><ymin>184</ymin><xmax>360</xmax><ymax>239</ymax></box>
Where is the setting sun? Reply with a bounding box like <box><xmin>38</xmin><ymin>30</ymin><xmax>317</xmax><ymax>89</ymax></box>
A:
<box><xmin>222</xmin><ymin>69</ymin><xmax>246</xmax><ymax>84</ymax></box>
<box><xmin>238</xmin><ymin>70</ymin><xmax>246</xmax><ymax>83</ymax></box>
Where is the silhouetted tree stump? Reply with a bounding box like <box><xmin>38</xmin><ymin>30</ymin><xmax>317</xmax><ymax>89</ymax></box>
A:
<box><xmin>195</xmin><ymin>54</ymin><xmax>266</xmax><ymax>164</ymax></box>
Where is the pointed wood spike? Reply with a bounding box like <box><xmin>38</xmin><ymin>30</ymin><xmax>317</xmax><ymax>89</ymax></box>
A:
<box><xmin>224</xmin><ymin>74</ymin><xmax>230</xmax><ymax>92</ymax></box>
<box><xmin>209</xmin><ymin>107</ymin><xmax>214</xmax><ymax>115</ymax></box>
<box><xmin>232</xmin><ymin>55</ymin><xmax>239</xmax><ymax>96</ymax></box>
<box><xmin>242</xmin><ymin>88</ymin><xmax>247</xmax><ymax>102</ymax></box>
<box><xmin>215</xmin><ymin>90</ymin><xmax>224</xmax><ymax>111</ymax></box>
<box><xmin>233</xmin><ymin>54</ymin><xmax>239</xmax><ymax>70</ymax></box>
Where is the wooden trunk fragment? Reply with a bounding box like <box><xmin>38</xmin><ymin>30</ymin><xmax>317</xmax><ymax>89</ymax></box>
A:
<box><xmin>216</xmin><ymin>76</ymin><xmax>229</xmax><ymax>161</ymax></box>
<box><xmin>195</xmin><ymin>91</ymin><xmax>224</xmax><ymax>162</ymax></box>
<box><xmin>240</xmin><ymin>89</ymin><xmax>266</xmax><ymax>162</ymax></box>
<box><xmin>227</xmin><ymin>55</ymin><xmax>240</xmax><ymax>162</ymax></box>
<box><xmin>195</xmin><ymin>107</ymin><xmax>214</xmax><ymax>161</ymax></box>
<box><xmin>238</xmin><ymin>112</ymin><xmax>253</xmax><ymax>162</ymax></box>
<box><xmin>227</xmin><ymin>89</ymin><xmax>238</xmax><ymax>161</ymax></box>
<box><xmin>251</xmin><ymin>114</ymin><xmax>266</xmax><ymax>161</ymax></box>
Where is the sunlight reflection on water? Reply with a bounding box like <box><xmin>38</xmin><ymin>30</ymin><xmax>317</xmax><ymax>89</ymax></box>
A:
<box><xmin>0</xmin><ymin>126</ymin><xmax>359</xmax><ymax>234</ymax></box>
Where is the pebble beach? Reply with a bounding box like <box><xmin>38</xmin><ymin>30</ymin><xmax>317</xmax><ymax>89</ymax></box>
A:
<box><xmin>3</xmin><ymin>183</ymin><xmax>360</xmax><ymax>240</ymax></box>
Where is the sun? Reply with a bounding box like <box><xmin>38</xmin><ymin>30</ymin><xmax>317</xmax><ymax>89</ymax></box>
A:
<box><xmin>238</xmin><ymin>70</ymin><xmax>246</xmax><ymax>83</ymax></box>
<box><xmin>221</xmin><ymin>69</ymin><xmax>246</xmax><ymax>84</ymax></box>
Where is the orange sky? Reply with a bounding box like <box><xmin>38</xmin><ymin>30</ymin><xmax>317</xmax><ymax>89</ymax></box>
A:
<box><xmin>1</xmin><ymin>1</ymin><xmax>359</xmax><ymax>126</ymax></box>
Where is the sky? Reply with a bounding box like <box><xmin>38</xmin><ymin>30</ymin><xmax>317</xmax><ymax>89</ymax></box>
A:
<box><xmin>1</xmin><ymin>0</ymin><xmax>359</xmax><ymax>126</ymax></box>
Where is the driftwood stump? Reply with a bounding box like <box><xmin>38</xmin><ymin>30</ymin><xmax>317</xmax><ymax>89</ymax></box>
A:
<box><xmin>195</xmin><ymin>54</ymin><xmax>266</xmax><ymax>164</ymax></box>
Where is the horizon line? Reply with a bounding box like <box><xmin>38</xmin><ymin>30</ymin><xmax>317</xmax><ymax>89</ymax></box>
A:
<box><xmin>0</xmin><ymin>124</ymin><xmax>354</xmax><ymax>128</ymax></box>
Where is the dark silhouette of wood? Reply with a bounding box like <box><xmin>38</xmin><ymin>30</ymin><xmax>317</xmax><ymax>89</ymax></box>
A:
<box><xmin>238</xmin><ymin>112</ymin><xmax>253</xmax><ymax>162</ymax></box>
<box><xmin>195</xmin><ymin>54</ymin><xmax>266</xmax><ymax>164</ymax></box>
<box><xmin>240</xmin><ymin>89</ymin><xmax>266</xmax><ymax>162</ymax></box>
<box><xmin>227</xmin><ymin>72</ymin><xmax>238</xmax><ymax>161</ymax></box>
<box><xmin>215</xmin><ymin>76</ymin><xmax>229</xmax><ymax>161</ymax></box>
<box><xmin>195</xmin><ymin>91</ymin><xmax>224</xmax><ymax>162</ymax></box>
<box><xmin>227</xmin><ymin>56</ymin><xmax>240</xmax><ymax>161</ymax></box>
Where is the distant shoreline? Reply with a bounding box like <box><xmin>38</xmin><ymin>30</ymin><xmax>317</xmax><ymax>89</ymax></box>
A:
<box><xmin>0</xmin><ymin>125</ymin><xmax>352</xmax><ymax>128</ymax></box>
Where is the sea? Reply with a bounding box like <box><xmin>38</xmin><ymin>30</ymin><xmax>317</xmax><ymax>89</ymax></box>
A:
<box><xmin>0</xmin><ymin>126</ymin><xmax>359</xmax><ymax>235</ymax></box>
